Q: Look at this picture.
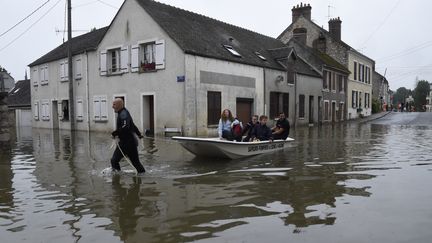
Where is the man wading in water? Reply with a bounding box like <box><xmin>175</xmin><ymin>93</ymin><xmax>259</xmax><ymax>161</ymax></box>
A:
<box><xmin>111</xmin><ymin>98</ymin><xmax>146</xmax><ymax>174</ymax></box>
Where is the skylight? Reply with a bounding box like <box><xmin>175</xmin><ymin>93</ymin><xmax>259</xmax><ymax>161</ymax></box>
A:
<box><xmin>13</xmin><ymin>88</ymin><xmax>20</xmax><ymax>94</ymax></box>
<box><xmin>255</xmin><ymin>52</ymin><xmax>267</xmax><ymax>61</ymax></box>
<box><xmin>223</xmin><ymin>45</ymin><xmax>241</xmax><ymax>57</ymax></box>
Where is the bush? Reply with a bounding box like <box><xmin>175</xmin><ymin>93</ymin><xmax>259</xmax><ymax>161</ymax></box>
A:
<box><xmin>372</xmin><ymin>98</ymin><xmax>381</xmax><ymax>114</ymax></box>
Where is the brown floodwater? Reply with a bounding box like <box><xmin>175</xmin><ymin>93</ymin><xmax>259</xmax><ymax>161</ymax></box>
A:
<box><xmin>1</xmin><ymin>113</ymin><xmax>432</xmax><ymax>243</ymax></box>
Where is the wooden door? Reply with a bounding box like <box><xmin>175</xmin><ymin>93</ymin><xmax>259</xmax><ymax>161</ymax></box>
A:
<box><xmin>236</xmin><ymin>98</ymin><xmax>253</xmax><ymax>125</ymax></box>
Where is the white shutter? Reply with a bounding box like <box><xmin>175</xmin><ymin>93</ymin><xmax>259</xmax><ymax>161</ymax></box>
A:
<box><xmin>93</xmin><ymin>96</ymin><xmax>101</xmax><ymax>120</ymax></box>
<box><xmin>45</xmin><ymin>101</ymin><xmax>50</xmax><ymax>120</ymax></box>
<box><xmin>120</xmin><ymin>46</ymin><xmax>129</xmax><ymax>73</ymax></box>
<box><xmin>155</xmin><ymin>40</ymin><xmax>165</xmax><ymax>70</ymax></box>
<box><xmin>100</xmin><ymin>96</ymin><xmax>108</xmax><ymax>121</ymax></box>
<box><xmin>39</xmin><ymin>67</ymin><xmax>44</xmax><ymax>84</ymax></box>
<box><xmin>33</xmin><ymin>68</ymin><xmax>39</xmax><ymax>86</ymax></box>
<box><xmin>34</xmin><ymin>102</ymin><xmax>39</xmax><ymax>120</ymax></box>
<box><xmin>75</xmin><ymin>58</ymin><xmax>82</xmax><ymax>79</ymax></box>
<box><xmin>76</xmin><ymin>99</ymin><xmax>84</xmax><ymax>121</ymax></box>
<box><xmin>100</xmin><ymin>50</ymin><xmax>107</xmax><ymax>76</ymax></box>
<box><xmin>58</xmin><ymin>102</ymin><xmax>63</xmax><ymax>120</ymax></box>
<box><xmin>131</xmin><ymin>45</ymin><xmax>140</xmax><ymax>72</ymax></box>
<box><xmin>64</xmin><ymin>62</ymin><xmax>68</xmax><ymax>81</ymax></box>
<box><xmin>60</xmin><ymin>62</ymin><xmax>65</xmax><ymax>81</ymax></box>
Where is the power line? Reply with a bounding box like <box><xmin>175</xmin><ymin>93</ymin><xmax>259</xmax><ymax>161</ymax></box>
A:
<box><xmin>73</xmin><ymin>0</ymin><xmax>99</xmax><ymax>8</ymax></box>
<box><xmin>0</xmin><ymin>0</ymin><xmax>51</xmax><ymax>39</ymax></box>
<box><xmin>0</xmin><ymin>0</ymin><xmax>63</xmax><ymax>53</ymax></box>
<box><xmin>360</xmin><ymin>0</ymin><xmax>401</xmax><ymax>48</ymax></box>
<box><xmin>96</xmin><ymin>0</ymin><xmax>118</xmax><ymax>9</ymax></box>
<box><xmin>377</xmin><ymin>39</ymin><xmax>432</xmax><ymax>62</ymax></box>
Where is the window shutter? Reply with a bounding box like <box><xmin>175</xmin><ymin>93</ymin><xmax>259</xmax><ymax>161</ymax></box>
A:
<box><xmin>100</xmin><ymin>50</ymin><xmax>107</xmax><ymax>76</ymax></box>
<box><xmin>76</xmin><ymin>99</ymin><xmax>84</xmax><ymax>121</ymax></box>
<box><xmin>33</xmin><ymin>68</ymin><xmax>39</xmax><ymax>86</ymax></box>
<box><xmin>155</xmin><ymin>40</ymin><xmax>165</xmax><ymax>70</ymax></box>
<box><xmin>45</xmin><ymin>101</ymin><xmax>50</xmax><ymax>120</ymax></box>
<box><xmin>75</xmin><ymin>58</ymin><xmax>82</xmax><ymax>79</ymax></box>
<box><xmin>100</xmin><ymin>96</ymin><xmax>108</xmax><ymax>121</ymax></box>
<box><xmin>131</xmin><ymin>45</ymin><xmax>139</xmax><ymax>72</ymax></box>
<box><xmin>58</xmin><ymin>102</ymin><xmax>63</xmax><ymax>120</ymax></box>
<box><xmin>120</xmin><ymin>46</ymin><xmax>129</xmax><ymax>73</ymax></box>
<box><xmin>93</xmin><ymin>96</ymin><xmax>101</xmax><ymax>120</ymax></box>
<box><xmin>64</xmin><ymin>62</ymin><xmax>68</xmax><ymax>81</ymax></box>
<box><xmin>60</xmin><ymin>62</ymin><xmax>64</xmax><ymax>81</ymax></box>
<box><xmin>39</xmin><ymin>67</ymin><xmax>44</xmax><ymax>84</ymax></box>
<box><xmin>34</xmin><ymin>102</ymin><xmax>39</xmax><ymax>120</ymax></box>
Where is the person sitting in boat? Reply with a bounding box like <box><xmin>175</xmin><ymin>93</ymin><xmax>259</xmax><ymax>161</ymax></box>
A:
<box><xmin>272</xmin><ymin>112</ymin><xmax>290</xmax><ymax>140</ymax></box>
<box><xmin>249</xmin><ymin>115</ymin><xmax>273</xmax><ymax>141</ymax></box>
<box><xmin>242</xmin><ymin>115</ymin><xmax>259</xmax><ymax>142</ymax></box>
<box><xmin>218</xmin><ymin>109</ymin><xmax>242</xmax><ymax>141</ymax></box>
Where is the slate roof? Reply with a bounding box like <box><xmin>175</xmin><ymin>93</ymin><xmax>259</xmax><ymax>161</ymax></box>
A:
<box><xmin>7</xmin><ymin>79</ymin><xmax>30</xmax><ymax>108</ymax></box>
<box><xmin>268</xmin><ymin>47</ymin><xmax>320</xmax><ymax>78</ymax></box>
<box><xmin>286</xmin><ymin>38</ymin><xmax>350</xmax><ymax>74</ymax></box>
<box><xmin>29</xmin><ymin>27</ymin><xmax>109</xmax><ymax>67</ymax></box>
<box><xmin>278</xmin><ymin>16</ymin><xmax>375</xmax><ymax>63</ymax></box>
<box><xmin>136</xmin><ymin>0</ymin><xmax>287</xmax><ymax>70</ymax></box>
<box><xmin>373</xmin><ymin>71</ymin><xmax>388</xmax><ymax>85</ymax></box>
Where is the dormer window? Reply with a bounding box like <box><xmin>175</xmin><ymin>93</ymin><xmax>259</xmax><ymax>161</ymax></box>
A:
<box><xmin>223</xmin><ymin>45</ymin><xmax>241</xmax><ymax>57</ymax></box>
<box><xmin>255</xmin><ymin>52</ymin><xmax>267</xmax><ymax>61</ymax></box>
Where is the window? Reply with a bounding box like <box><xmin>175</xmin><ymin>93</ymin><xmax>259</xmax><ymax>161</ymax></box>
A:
<box><xmin>131</xmin><ymin>40</ymin><xmax>165</xmax><ymax>73</ymax></box>
<box><xmin>76</xmin><ymin>98</ymin><xmax>84</xmax><ymax>121</ymax></box>
<box><xmin>33</xmin><ymin>68</ymin><xmax>39</xmax><ymax>86</ymax></box>
<box><xmin>255</xmin><ymin>52</ymin><xmax>267</xmax><ymax>61</ymax></box>
<box><xmin>109</xmin><ymin>48</ymin><xmax>120</xmax><ymax>73</ymax></box>
<box><xmin>60</xmin><ymin>100</ymin><xmax>69</xmax><ymax>121</ymax></box>
<box><xmin>354</xmin><ymin>61</ymin><xmax>357</xmax><ymax>81</ymax></box>
<box><xmin>270</xmin><ymin>92</ymin><xmax>289</xmax><ymax>119</ymax></box>
<box><xmin>100</xmin><ymin>46</ymin><xmax>129</xmax><ymax>76</ymax></box>
<box><xmin>365</xmin><ymin>93</ymin><xmax>370</xmax><ymax>108</ymax></box>
<box><xmin>324</xmin><ymin>101</ymin><xmax>330</xmax><ymax>121</ymax></box>
<box><xmin>328</xmin><ymin>71</ymin><xmax>332</xmax><ymax>90</ymax></box>
<box><xmin>359</xmin><ymin>92</ymin><xmax>362</xmax><ymax>108</ymax></box>
<box><xmin>93</xmin><ymin>96</ymin><xmax>108</xmax><ymax>121</ymax></box>
<box><xmin>323</xmin><ymin>70</ymin><xmax>329</xmax><ymax>89</ymax></box>
<box><xmin>223</xmin><ymin>45</ymin><xmax>241</xmax><ymax>57</ymax></box>
<box><xmin>352</xmin><ymin>91</ymin><xmax>357</xmax><ymax>108</ymax></box>
<box><xmin>299</xmin><ymin>95</ymin><xmax>305</xmax><ymax>118</ymax></box>
<box><xmin>60</xmin><ymin>60</ymin><xmax>68</xmax><ymax>82</ymax></box>
<box><xmin>34</xmin><ymin>101</ymin><xmax>39</xmax><ymax>120</ymax></box>
<box><xmin>39</xmin><ymin>65</ymin><xmax>48</xmax><ymax>85</ymax></box>
<box><xmin>41</xmin><ymin>100</ymin><xmax>50</xmax><ymax>121</ymax></box>
<box><xmin>338</xmin><ymin>74</ymin><xmax>345</xmax><ymax>92</ymax></box>
<box><xmin>207</xmin><ymin>91</ymin><xmax>221</xmax><ymax>125</ymax></box>
<box><xmin>287</xmin><ymin>71</ymin><xmax>295</xmax><ymax>84</ymax></box>
<box><xmin>332</xmin><ymin>72</ymin><xmax>336</xmax><ymax>92</ymax></box>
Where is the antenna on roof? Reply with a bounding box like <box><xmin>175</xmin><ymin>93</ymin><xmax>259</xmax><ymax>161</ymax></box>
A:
<box><xmin>327</xmin><ymin>5</ymin><xmax>335</xmax><ymax>20</ymax></box>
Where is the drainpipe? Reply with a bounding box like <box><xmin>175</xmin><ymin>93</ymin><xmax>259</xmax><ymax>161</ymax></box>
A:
<box><xmin>85</xmin><ymin>51</ymin><xmax>90</xmax><ymax>132</ymax></box>
<box><xmin>294</xmin><ymin>72</ymin><xmax>297</xmax><ymax>127</ymax></box>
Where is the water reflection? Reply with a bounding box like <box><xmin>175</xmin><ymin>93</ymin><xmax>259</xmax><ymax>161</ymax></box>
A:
<box><xmin>1</xmin><ymin>118</ymin><xmax>432</xmax><ymax>242</ymax></box>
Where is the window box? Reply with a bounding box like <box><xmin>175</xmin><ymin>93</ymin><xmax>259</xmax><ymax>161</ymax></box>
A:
<box><xmin>140</xmin><ymin>62</ymin><xmax>156</xmax><ymax>72</ymax></box>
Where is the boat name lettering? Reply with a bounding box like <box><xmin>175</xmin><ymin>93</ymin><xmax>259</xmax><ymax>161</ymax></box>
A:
<box><xmin>248</xmin><ymin>143</ymin><xmax>283</xmax><ymax>152</ymax></box>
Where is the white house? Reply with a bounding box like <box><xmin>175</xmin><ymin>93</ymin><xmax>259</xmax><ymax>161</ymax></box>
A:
<box><xmin>29</xmin><ymin>0</ymin><xmax>295</xmax><ymax>136</ymax></box>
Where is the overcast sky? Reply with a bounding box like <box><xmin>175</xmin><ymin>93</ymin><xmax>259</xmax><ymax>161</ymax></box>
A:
<box><xmin>1</xmin><ymin>0</ymin><xmax>430</xmax><ymax>90</ymax></box>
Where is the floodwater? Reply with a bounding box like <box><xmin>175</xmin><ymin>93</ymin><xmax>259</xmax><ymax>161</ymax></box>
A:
<box><xmin>1</xmin><ymin>112</ymin><xmax>432</xmax><ymax>243</ymax></box>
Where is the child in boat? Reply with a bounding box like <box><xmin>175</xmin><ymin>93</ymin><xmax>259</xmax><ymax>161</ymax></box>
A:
<box><xmin>249</xmin><ymin>115</ymin><xmax>273</xmax><ymax>141</ymax></box>
<box><xmin>218</xmin><ymin>109</ymin><xmax>241</xmax><ymax>141</ymax></box>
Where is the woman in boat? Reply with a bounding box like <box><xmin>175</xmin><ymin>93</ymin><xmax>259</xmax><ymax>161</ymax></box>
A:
<box><xmin>218</xmin><ymin>109</ymin><xmax>241</xmax><ymax>141</ymax></box>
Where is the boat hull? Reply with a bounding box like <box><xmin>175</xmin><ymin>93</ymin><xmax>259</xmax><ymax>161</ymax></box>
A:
<box><xmin>172</xmin><ymin>137</ymin><xmax>294</xmax><ymax>159</ymax></box>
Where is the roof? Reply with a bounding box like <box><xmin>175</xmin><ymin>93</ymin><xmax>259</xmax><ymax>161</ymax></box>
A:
<box><xmin>286</xmin><ymin>38</ymin><xmax>350</xmax><ymax>74</ymax></box>
<box><xmin>136</xmin><ymin>0</ymin><xmax>287</xmax><ymax>70</ymax></box>
<box><xmin>278</xmin><ymin>16</ymin><xmax>375</xmax><ymax>63</ymax></box>
<box><xmin>29</xmin><ymin>27</ymin><xmax>109</xmax><ymax>67</ymax></box>
<box><xmin>7</xmin><ymin>79</ymin><xmax>30</xmax><ymax>108</ymax></box>
<box><xmin>268</xmin><ymin>47</ymin><xmax>321</xmax><ymax>78</ymax></box>
<box><xmin>373</xmin><ymin>70</ymin><xmax>388</xmax><ymax>85</ymax></box>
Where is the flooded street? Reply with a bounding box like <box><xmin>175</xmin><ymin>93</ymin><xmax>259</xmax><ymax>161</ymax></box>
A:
<box><xmin>1</xmin><ymin>112</ymin><xmax>432</xmax><ymax>243</ymax></box>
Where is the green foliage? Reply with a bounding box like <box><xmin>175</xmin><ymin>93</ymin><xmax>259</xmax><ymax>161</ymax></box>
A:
<box><xmin>414</xmin><ymin>80</ymin><xmax>430</xmax><ymax>111</ymax></box>
<box><xmin>393</xmin><ymin>87</ymin><xmax>412</xmax><ymax>105</ymax></box>
<box><xmin>372</xmin><ymin>98</ymin><xmax>381</xmax><ymax>114</ymax></box>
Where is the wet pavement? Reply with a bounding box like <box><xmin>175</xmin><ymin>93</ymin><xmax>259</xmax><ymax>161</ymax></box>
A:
<box><xmin>1</xmin><ymin>112</ymin><xmax>432</xmax><ymax>243</ymax></box>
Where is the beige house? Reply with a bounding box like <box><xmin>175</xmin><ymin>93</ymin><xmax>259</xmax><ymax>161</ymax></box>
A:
<box><xmin>278</xmin><ymin>3</ymin><xmax>375</xmax><ymax>119</ymax></box>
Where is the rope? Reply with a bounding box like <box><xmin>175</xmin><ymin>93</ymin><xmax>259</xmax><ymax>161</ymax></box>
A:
<box><xmin>113</xmin><ymin>138</ymin><xmax>135</xmax><ymax>169</ymax></box>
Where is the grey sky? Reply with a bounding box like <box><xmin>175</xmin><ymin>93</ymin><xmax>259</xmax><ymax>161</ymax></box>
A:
<box><xmin>1</xmin><ymin>0</ymin><xmax>430</xmax><ymax>90</ymax></box>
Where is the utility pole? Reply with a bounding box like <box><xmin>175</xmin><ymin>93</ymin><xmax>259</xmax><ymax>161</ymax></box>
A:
<box><xmin>67</xmin><ymin>0</ymin><xmax>75</xmax><ymax>131</ymax></box>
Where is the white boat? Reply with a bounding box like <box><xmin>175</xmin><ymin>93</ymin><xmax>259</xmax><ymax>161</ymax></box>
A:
<box><xmin>172</xmin><ymin>136</ymin><xmax>295</xmax><ymax>159</ymax></box>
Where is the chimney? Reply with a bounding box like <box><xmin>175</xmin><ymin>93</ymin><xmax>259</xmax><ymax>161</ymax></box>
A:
<box><xmin>292</xmin><ymin>3</ymin><xmax>312</xmax><ymax>23</ymax></box>
<box><xmin>328</xmin><ymin>17</ymin><xmax>342</xmax><ymax>40</ymax></box>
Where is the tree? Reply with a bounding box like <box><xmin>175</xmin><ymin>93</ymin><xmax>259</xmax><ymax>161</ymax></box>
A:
<box><xmin>413</xmin><ymin>80</ymin><xmax>430</xmax><ymax>111</ymax></box>
<box><xmin>393</xmin><ymin>87</ymin><xmax>412</xmax><ymax>105</ymax></box>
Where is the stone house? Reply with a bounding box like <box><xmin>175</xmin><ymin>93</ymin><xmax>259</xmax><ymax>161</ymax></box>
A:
<box><xmin>0</xmin><ymin>68</ymin><xmax>15</xmax><ymax>92</ymax></box>
<box><xmin>372</xmin><ymin>71</ymin><xmax>390</xmax><ymax>111</ymax></box>
<box><xmin>29</xmin><ymin>0</ymin><xmax>299</xmax><ymax>136</ymax></box>
<box><xmin>278</xmin><ymin>3</ymin><xmax>375</xmax><ymax>119</ymax></box>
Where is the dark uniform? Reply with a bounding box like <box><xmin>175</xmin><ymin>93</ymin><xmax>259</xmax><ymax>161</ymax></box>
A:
<box><xmin>111</xmin><ymin>108</ymin><xmax>145</xmax><ymax>173</ymax></box>
<box><xmin>250</xmin><ymin>124</ymin><xmax>273</xmax><ymax>141</ymax></box>
<box><xmin>273</xmin><ymin>118</ymin><xmax>290</xmax><ymax>140</ymax></box>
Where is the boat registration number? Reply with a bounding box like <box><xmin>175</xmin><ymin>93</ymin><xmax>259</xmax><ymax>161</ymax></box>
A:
<box><xmin>248</xmin><ymin>143</ymin><xmax>284</xmax><ymax>152</ymax></box>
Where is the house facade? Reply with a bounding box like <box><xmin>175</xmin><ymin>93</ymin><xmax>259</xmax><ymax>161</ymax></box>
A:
<box><xmin>7</xmin><ymin>79</ymin><xmax>32</xmax><ymax>128</ymax></box>
<box><xmin>373</xmin><ymin>71</ymin><xmax>391</xmax><ymax>111</ymax></box>
<box><xmin>426</xmin><ymin>84</ymin><xmax>432</xmax><ymax>112</ymax></box>
<box><xmin>29</xmin><ymin>0</ymin><xmax>294</xmax><ymax>136</ymax></box>
<box><xmin>278</xmin><ymin>3</ymin><xmax>374</xmax><ymax>119</ymax></box>
<box><xmin>0</xmin><ymin>68</ymin><xmax>15</xmax><ymax>92</ymax></box>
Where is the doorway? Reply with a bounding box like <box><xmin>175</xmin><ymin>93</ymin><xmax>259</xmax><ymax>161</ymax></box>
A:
<box><xmin>309</xmin><ymin>96</ymin><xmax>314</xmax><ymax>124</ymax></box>
<box><xmin>142</xmin><ymin>95</ymin><xmax>155</xmax><ymax>136</ymax></box>
<box><xmin>332</xmin><ymin>101</ymin><xmax>336</xmax><ymax>122</ymax></box>
<box><xmin>52</xmin><ymin>100</ymin><xmax>59</xmax><ymax>130</ymax></box>
<box><xmin>236</xmin><ymin>98</ymin><xmax>253</xmax><ymax>125</ymax></box>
